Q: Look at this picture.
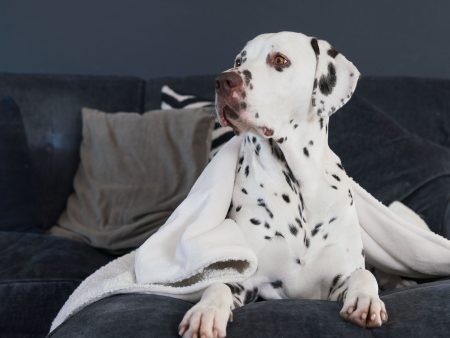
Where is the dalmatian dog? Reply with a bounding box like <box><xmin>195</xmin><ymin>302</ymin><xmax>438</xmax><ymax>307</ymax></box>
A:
<box><xmin>178</xmin><ymin>32</ymin><xmax>388</xmax><ymax>338</ymax></box>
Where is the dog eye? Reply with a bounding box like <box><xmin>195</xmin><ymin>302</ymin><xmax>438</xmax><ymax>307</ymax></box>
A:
<box><xmin>274</xmin><ymin>54</ymin><xmax>288</xmax><ymax>65</ymax></box>
<box><xmin>235</xmin><ymin>58</ymin><xmax>242</xmax><ymax>67</ymax></box>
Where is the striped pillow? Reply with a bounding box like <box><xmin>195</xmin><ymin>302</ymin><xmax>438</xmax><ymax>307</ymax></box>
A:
<box><xmin>161</xmin><ymin>85</ymin><xmax>235</xmax><ymax>159</ymax></box>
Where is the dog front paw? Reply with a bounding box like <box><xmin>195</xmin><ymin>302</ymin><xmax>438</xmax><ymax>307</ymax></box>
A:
<box><xmin>339</xmin><ymin>292</ymin><xmax>388</xmax><ymax>328</ymax></box>
<box><xmin>178</xmin><ymin>283</ymin><xmax>233</xmax><ymax>338</ymax></box>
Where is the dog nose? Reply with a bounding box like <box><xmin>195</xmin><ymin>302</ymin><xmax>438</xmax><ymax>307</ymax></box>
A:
<box><xmin>215</xmin><ymin>72</ymin><xmax>243</xmax><ymax>95</ymax></box>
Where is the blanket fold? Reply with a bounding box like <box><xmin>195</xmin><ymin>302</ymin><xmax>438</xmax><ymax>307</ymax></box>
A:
<box><xmin>50</xmin><ymin>136</ymin><xmax>450</xmax><ymax>333</ymax></box>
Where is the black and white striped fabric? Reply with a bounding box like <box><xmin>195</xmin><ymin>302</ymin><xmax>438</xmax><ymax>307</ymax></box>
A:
<box><xmin>161</xmin><ymin>85</ymin><xmax>235</xmax><ymax>159</ymax></box>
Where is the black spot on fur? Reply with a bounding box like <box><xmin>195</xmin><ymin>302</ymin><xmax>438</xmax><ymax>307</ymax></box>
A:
<box><xmin>241</xmin><ymin>101</ymin><xmax>247</xmax><ymax>109</ymax></box>
<box><xmin>282</xmin><ymin>194</ymin><xmax>290</xmax><ymax>203</ymax></box>
<box><xmin>289</xmin><ymin>223</ymin><xmax>298</xmax><ymax>236</ymax></box>
<box><xmin>329</xmin><ymin>217</ymin><xmax>337</xmax><ymax>223</ymax></box>
<box><xmin>294</xmin><ymin>124</ymin><xmax>298</xmax><ymax>129</ymax></box>
<box><xmin>241</xmin><ymin>50</ymin><xmax>247</xmax><ymax>57</ymax></box>
<box><xmin>252</xmin><ymin>136</ymin><xmax>256</xmax><ymax>144</ymax></box>
<box><xmin>239</xmin><ymin>156</ymin><xmax>244</xmax><ymax>165</ymax></box>
<box><xmin>331</xmin><ymin>185</ymin><xmax>338</xmax><ymax>190</ymax></box>
<box><xmin>361</xmin><ymin>248</ymin><xmax>365</xmax><ymax>257</ymax></box>
<box><xmin>327</xmin><ymin>48</ymin><xmax>339</xmax><ymax>58</ymax></box>
<box><xmin>257</xmin><ymin>198</ymin><xmax>274</xmax><ymax>218</ymax></box>
<box><xmin>295</xmin><ymin>217</ymin><xmax>303</xmax><ymax>229</ymax></box>
<box><xmin>311</xmin><ymin>222</ymin><xmax>323</xmax><ymax>236</ymax></box>
<box><xmin>323</xmin><ymin>233</ymin><xmax>328</xmax><ymax>240</ymax></box>
<box><xmin>319</xmin><ymin>63</ymin><xmax>337</xmax><ymax>96</ymax></box>
<box><xmin>244</xmin><ymin>287</ymin><xmax>258</xmax><ymax>304</ymax></box>
<box><xmin>250</xmin><ymin>218</ymin><xmax>261</xmax><ymax>225</ymax></box>
<box><xmin>348</xmin><ymin>188</ymin><xmax>353</xmax><ymax>205</ymax></box>
<box><xmin>311</xmin><ymin>38</ymin><xmax>320</xmax><ymax>56</ymax></box>
<box><xmin>241</xmin><ymin>188</ymin><xmax>248</xmax><ymax>194</ymax></box>
<box><xmin>337</xmin><ymin>162</ymin><xmax>344</xmax><ymax>170</ymax></box>
<box><xmin>243</xmin><ymin>70</ymin><xmax>252</xmax><ymax>86</ymax></box>
<box><xmin>319</xmin><ymin>118</ymin><xmax>324</xmax><ymax>129</ymax></box>
<box><xmin>295</xmin><ymin>258</ymin><xmax>302</xmax><ymax>265</ymax></box>
<box><xmin>236</xmin><ymin>205</ymin><xmax>242</xmax><ymax>212</ymax></box>
<box><xmin>264</xmin><ymin>222</ymin><xmax>270</xmax><ymax>229</ymax></box>
<box><xmin>260</xmin><ymin>183</ymin><xmax>264</xmax><ymax>188</ymax></box>
<box><xmin>264</xmin><ymin>236</ymin><xmax>271</xmax><ymax>240</ymax></box>
<box><xmin>275</xmin><ymin>231</ymin><xmax>285</xmax><ymax>238</ymax></box>
<box><xmin>304</xmin><ymin>233</ymin><xmax>310</xmax><ymax>248</ymax></box>
<box><xmin>313</xmin><ymin>78</ymin><xmax>318</xmax><ymax>89</ymax></box>
<box><xmin>255</xmin><ymin>112</ymin><xmax>259</xmax><ymax>118</ymax></box>
<box><xmin>303</xmin><ymin>147</ymin><xmax>309</xmax><ymax>157</ymax></box>
<box><xmin>255</xmin><ymin>143</ymin><xmax>261</xmax><ymax>156</ymax></box>
<box><xmin>226</xmin><ymin>283</ymin><xmax>243</xmax><ymax>295</ymax></box>
<box><xmin>331</xmin><ymin>174</ymin><xmax>341</xmax><ymax>181</ymax></box>
<box><xmin>277</xmin><ymin>137</ymin><xmax>284</xmax><ymax>144</ymax></box>
<box><xmin>245</xmin><ymin>165</ymin><xmax>249</xmax><ymax>177</ymax></box>
<box><xmin>309</xmin><ymin>140</ymin><xmax>314</xmax><ymax>146</ymax></box>
<box><xmin>269</xmin><ymin>139</ymin><xmax>286</xmax><ymax>162</ymax></box>
<box><xmin>271</xmin><ymin>280</ymin><xmax>283</xmax><ymax>289</ymax></box>
<box><xmin>228</xmin><ymin>202</ymin><xmax>233</xmax><ymax>214</ymax></box>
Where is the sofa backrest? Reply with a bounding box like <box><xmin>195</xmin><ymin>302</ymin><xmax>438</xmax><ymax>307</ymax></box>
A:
<box><xmin>0</xmin><ymin>73</ymin><xmax>145</xmax><ymax>229</ymax></box>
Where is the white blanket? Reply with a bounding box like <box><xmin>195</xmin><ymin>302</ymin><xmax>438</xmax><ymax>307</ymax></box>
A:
<box><xmin>50</xmin><ymin>135</ymin><xmax>450</xmax><ymax>333</ymax></box>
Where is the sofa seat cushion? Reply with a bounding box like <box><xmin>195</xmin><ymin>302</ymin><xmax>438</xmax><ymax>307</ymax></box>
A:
<box><xmin>0</xmin><ymin>231</ymin><xmax>114</xmax><ymax>337</ymax></box>
<box><xmin>49</xmin><ymin>280</ymin><xmax>450</xmax><ymax>338</ymax></box>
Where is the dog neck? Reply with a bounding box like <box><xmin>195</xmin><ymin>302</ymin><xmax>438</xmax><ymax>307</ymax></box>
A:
<box><xmin>242</xmin><ymin>115</ymin><xmax>335</xmax><ymax>217</ymax></box>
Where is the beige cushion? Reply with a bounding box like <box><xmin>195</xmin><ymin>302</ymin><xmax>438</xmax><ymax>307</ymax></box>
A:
<box><xmin>48</xmin><ymin>107</ymin><xmax>215</xmax><ymax>254</ymax></box>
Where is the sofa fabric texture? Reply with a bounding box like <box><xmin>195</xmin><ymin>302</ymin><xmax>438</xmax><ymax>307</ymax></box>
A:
<box><xmin>0</xmin><ymin>72</ymin><xmax>449</xmax><ymax>337</ymax></box>
<box><xmin>0</xmin><ymin>96</ymin><xmax>40</xmax><ymax>232</ymax></box>
<box><xmin>49</xmin><ymin>281</ymin><xmax>450</xmax><ymax>338</ymax></box>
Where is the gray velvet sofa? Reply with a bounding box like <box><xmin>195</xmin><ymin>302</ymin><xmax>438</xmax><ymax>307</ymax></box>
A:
<box><xmin>0</xmin><ymin>73</ymin><xmax>449</xmax><ymax>337</ymax></box>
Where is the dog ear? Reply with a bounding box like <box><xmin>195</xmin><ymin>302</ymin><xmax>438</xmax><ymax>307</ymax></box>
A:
<box><xmin>310</xmin><ymin>38</ymin><xmax>360</xmax><ymax>117</ymax></box>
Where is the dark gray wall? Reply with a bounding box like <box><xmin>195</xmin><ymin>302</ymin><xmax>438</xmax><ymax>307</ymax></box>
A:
<box><xmin>2</xmin><ymin>0</ymin><xmax>450</xmax><ymax>79</ymax></box>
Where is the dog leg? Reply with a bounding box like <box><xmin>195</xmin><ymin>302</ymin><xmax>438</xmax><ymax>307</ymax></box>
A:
<box><xmin>338</xmin><ymin>269</ymin><xmax>388</xmax><ymax>328</ymax></box>
<box><xmin>178</xmin><ymin>283</ymin><xmax>234</xmax><ymax>338</ymax></box>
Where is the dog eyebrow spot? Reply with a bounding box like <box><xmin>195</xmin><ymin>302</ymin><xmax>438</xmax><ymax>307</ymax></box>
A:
<box><xmin>241</xmin><ymin>50</ymin><xmax>247</xmax><ymax>57</ymax></box>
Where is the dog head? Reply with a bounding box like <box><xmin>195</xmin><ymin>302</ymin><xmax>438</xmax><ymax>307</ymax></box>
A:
<box><xmin>215</xmin><ymin>32</ymin><xmax>360</xmax><ymax>138</ymax></box>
